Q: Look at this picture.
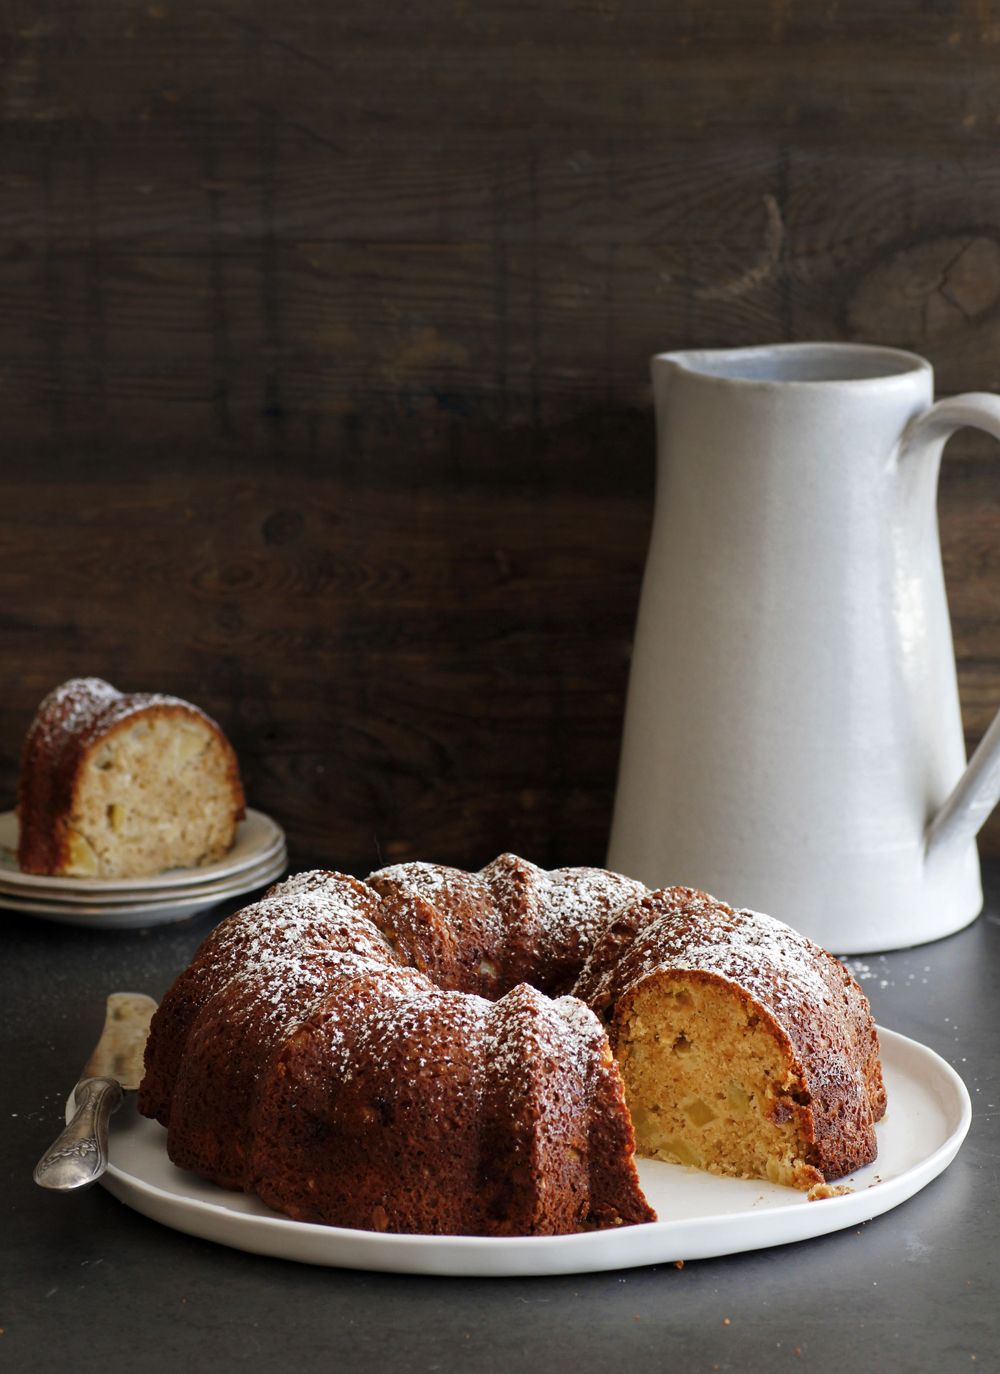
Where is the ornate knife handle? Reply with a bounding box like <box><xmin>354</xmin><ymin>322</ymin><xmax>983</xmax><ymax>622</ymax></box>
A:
<box><xmin>33</xmin><ymin>1077</ymin><xmax>123</xmax><ymax>1191</ymax></box>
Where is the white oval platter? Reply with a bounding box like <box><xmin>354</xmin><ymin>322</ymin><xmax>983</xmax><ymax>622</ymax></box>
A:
<box><xmin>78</xmin><ymin>1026</ymin><xmax>970</xmax><ymax>1277</ymax></box>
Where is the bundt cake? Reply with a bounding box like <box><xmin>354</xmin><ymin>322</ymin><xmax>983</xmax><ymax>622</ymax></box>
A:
<box><xmin>139</xmin><ymin>855</ymin><xmax>885</xmax><ymax>1236</ymax></box>
<box><xmin>17</xmin><ymin>677</ymin><xmax>245</xmax><ymax>879</ymax></box>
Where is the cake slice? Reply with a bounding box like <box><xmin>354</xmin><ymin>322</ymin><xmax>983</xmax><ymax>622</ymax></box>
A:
<box><xmin>575</xmin><ymin>888</ymin><xmax>886</xmax><ymax>1189</ymax></box>
<box><xmin>17</xmin><ymin>677</ymin><xmax>245</xmax><ymax>879</ymax></box>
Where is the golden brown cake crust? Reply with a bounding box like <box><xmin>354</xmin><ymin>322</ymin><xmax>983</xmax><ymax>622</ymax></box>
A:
<box><xmin>16</xmin><ymin>677</ymin><xmax>245</xmax><ymax>876</ymax></box>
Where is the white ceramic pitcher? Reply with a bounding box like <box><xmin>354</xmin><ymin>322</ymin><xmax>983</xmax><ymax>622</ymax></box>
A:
<box><xmin>608</xmin><ymin>342</ymin><xmax>1000</xmax><ymax>953</ymax></box>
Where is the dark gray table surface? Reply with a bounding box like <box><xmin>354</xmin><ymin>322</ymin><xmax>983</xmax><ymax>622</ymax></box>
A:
<box><xmin>3</xmin><ymin>871</ymin><xmax>998</xmax><ymax>1374</ymax></box>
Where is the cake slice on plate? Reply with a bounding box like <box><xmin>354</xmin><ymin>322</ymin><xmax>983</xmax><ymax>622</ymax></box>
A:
<box><xmin>17</xmin><ymin>676</ymin><xmax>245</xmax><ymax>880</ymax></box>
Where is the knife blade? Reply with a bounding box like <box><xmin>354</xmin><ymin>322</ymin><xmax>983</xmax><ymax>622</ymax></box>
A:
<box><xmin>33</xmin><ymin>991</ymin><xmax>158</xmax><ymax>1192</ymax></box>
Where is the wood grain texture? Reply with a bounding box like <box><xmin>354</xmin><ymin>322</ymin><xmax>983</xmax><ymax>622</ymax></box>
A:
<box><xmin>3</xmin><ymin>0</ymin><xmax>1000</xmax><ymax>874</ymax></box>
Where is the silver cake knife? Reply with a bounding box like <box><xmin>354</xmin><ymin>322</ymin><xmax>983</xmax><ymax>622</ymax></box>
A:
<box><xmin>34</xmin><ymin>992</ymin><xmax>158</xmax><ymax>1191</ymax></box>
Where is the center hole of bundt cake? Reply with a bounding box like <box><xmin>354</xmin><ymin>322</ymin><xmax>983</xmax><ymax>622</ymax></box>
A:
<box><xmin>616</xmin><ymin>974</ymin><xmax>817</xmax><ymax>1187</ymax></box>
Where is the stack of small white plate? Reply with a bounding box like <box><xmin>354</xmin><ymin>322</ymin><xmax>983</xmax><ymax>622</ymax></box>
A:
<box><xmin>0</xmin><ymin>808</ymin><xmax>287</xmax><ymax>929</ymax></box>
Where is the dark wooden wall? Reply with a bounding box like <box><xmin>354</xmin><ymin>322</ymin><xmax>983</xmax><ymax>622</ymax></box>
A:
<box><xmin>4</xmin><ymin>0</ymin><xmax>1000</xmax><ymax>872</ymax></box>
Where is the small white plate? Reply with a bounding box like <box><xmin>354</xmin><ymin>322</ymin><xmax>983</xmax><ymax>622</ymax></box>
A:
<box><xmin>0</xmin><ymin>848</ymin><xmax>287</xmax><ymax>908</ymax></box>
<box><xmin>86</xmin><ymin>1026</ymin><xmax>970</xmax><ymax>1276</ymax></box>
<box><xmin>0</xmin><ymin>808</ymin><xmax>285</xmax><ymax>893</ymax></box>
<box><xmin>4</xmin><ymin>850</ymin><xmax>288</xmax><ymax>928</ymax></box>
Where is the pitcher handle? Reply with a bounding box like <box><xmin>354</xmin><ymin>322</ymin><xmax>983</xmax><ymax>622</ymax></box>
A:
<box><xmin>902</xmin><ymin>393</ymin><xmax>1000</xmax><ymax>863</ymax></box>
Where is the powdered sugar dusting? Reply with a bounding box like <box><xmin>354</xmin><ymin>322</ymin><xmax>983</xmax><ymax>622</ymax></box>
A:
<box><xmin>551</xmin><ymin>993</ymin><xmax>606</xmax><ymax>1054</ymax></box>
<box><xmin>592</xmin><ymin>890</ymin><xmax>855</xmax><ymax>1013</ymax></box>
<box><xmin>484</xmin><ymin>983</ymin><xmax>595</xmax><ymax>1099</ymax></box>
<box><xmin>175</xmin><ymin>860</ymin><xmax>873</xmax><ymax>1087</ymax></box>
<box><xmin>207</xmin><ymin>875</ymin><xmax>392</xmax><ymax>976</ymax></box>
<box><xmin>368</xmin><ymin>860</ymin><xmax>460</xmax><ymax>902</ymax></box>
<box><xmin>33</xmin><ymin>678</ymin><xmax>121</xmax><ymax>740</ymax></box>
<box><xmin>25</xmin><ymin>677</ymin><xmax>219</xmax><ymax>760</ymax></box>
<box><xmin>540</xmin><ymin>867</ymin><xmax>647</xmax><ymax>947</ymax></box>
<box><xmin>174</xmin><ymin>856</ymin><xmax>640</xmax><ymax>1099</ymax></box>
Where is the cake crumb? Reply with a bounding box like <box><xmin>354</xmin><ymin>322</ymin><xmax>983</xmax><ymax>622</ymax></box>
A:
<box><xmin>807</xmin><ymin>1182</ymin><xmax>854</xmax><ymax>1200</ymax></box>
